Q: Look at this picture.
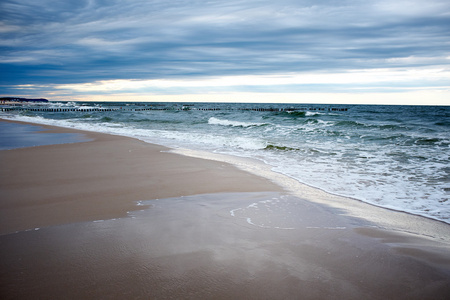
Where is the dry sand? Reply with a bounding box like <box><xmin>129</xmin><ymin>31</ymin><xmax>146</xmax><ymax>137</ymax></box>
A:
<box><xmin>1</xmin><ymin>119</ymin><xmax>450</xmax><ymax>299</ymax></box>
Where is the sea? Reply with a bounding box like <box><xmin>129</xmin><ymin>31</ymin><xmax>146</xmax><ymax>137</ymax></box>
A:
<box><xmin>1</xmin><ymin>102</ymin><xmax>449</xmax><ymax>224</ymax></box>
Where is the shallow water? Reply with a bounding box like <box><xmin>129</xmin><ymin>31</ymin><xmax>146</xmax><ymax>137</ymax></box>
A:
<box><xmin>0</xmin><ymin>121</ymin><xmax>90</xmax><ymax>150</ymax></box>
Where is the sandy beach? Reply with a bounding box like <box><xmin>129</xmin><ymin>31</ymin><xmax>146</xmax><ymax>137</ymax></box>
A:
<box><xmin>0</xmin><ymin>119</ymin><xmax>281</xmax><ymax>235</ymax></box>
<box><xmin>1</xmin><ymin>119</ymin><xmax>450</xmax><ymax>299</ymax></box>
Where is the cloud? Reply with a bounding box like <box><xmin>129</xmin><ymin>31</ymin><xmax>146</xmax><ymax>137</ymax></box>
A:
<box><xmin>0</xmin><ymin>0</ymin><xmax>449</xmax><ymax>104</ymax></box>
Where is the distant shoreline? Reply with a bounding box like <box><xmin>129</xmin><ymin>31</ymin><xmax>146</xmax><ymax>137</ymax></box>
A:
<box><xmin>0</xmin><ymin>97</ymin><xmax>49</xmax><ymax>105</ymax></box>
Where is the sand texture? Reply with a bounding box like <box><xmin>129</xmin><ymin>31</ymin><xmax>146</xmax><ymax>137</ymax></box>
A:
<box><xmin>0</xmin><ymin>120</ymin><xmax>281</xmax><ymax>235</ymax></box>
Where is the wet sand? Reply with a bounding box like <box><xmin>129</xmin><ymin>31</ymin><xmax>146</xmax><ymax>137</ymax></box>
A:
<box><xmin>1</xmin><ymin>119</ymin><xmax>450</xmax><ymax>299</ymax></box>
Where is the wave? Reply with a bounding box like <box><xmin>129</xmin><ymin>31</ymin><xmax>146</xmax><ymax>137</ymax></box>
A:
<box><xmin>272</xmin><ymin>111</ymin><xmax>307</xmax><ymax>118</ymax></box>
<box><xmin>334</xmin><ymin>120</ymin><xmax>412</xmax><ymax>132</ymax></box>
<box><xmin>276</xmin><ymin>111</ymin><xmax>324</xmax><ymax>117</ymax></box>
<box><xmin>335</xmin><ymin>120</ymin><xmax>366</xmax><ymax>127</ymax></box>
<box><xmin>264</xmin><ymin>144</ymin><xmax>299</xmax><ymax>151</ymax></box>
<box><xmin>435</xmin><ymin>121</ymin><xmax>450</xmax><ymax>127</ymax></box>
<box><xmin>413</xmin><ymin>137</ymin><xmax>447</xmax><ymax>146</ymax></box>
<box><xmin>100</xmin><ymin>116</ymin><xmax>113</xmax><ymax>122</ymax></box>
<box><xmin>305</xmin><ymin>111</ymin><xmax>322</xmax><ymax>117</ymax></box>
<box><xmin>131</xmin><ymin>118</ymin><xmax>181</xmax><ymax>124</ymax></box>
<box><xmin>286</xmin><ymin>111</ymin><xmax>306</xmax><ymax>117</ymax></box>
<box><xmin>208</xmin><ymin>117</ymin><xmax>268</xmax><ymax>128</ymax></box>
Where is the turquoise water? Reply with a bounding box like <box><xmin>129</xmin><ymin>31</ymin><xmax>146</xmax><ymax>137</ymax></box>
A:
<box><xmin>1</xmin><ymin>102</ymin><xmax>449</xmax><ymax>223</ymax></box>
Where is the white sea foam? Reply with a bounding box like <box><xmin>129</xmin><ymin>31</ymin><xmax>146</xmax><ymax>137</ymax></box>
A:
<box><xmin>305</xmin><ymin>111</ymin><xmax>324</xmax><ymax>116</ymax></box>
<box><xmin>208</xmin><ymin>117</ymin><xmax>267</xmax><ymax>128</ymax></box>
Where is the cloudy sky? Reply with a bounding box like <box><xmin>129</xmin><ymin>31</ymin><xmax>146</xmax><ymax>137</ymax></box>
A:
<box><xmin>1</xmin><ymin>0</ymin><xmax>449</xmax><ymax>104</ymax></box>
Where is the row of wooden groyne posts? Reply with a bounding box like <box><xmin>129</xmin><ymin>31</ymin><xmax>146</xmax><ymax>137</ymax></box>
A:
<box><xmin>1</xmin><ymin>106</ymin><xmax>348</xmax><ymax>112</ymax></box>
<box><xmin>1</xmin><ymin>107</ymin><xmax>120</xmax><ymax>112</ymax></box>
<box><xmin>238</xmin><ymin>107</ymin><xmax>348</xmax><ymax>112</ymax></box>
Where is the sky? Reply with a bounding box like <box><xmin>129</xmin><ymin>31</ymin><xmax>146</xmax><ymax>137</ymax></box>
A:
<box><xmin>1</xmin><ymin>0</ymin><xmax>449</xmax><ymax>105</ymax></box>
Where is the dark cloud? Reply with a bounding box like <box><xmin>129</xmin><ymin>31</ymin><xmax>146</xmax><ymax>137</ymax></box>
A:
<box><xmin>1</xmin><ymin>0</ymin><xmax>449</xmax><ymax>88</ymax></box>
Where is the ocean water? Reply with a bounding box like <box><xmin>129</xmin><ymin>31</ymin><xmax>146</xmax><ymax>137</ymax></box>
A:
<box><xmin>1</xmin><ymin>102</ymin><xmax>449</xmax><ymax>223</ymax></box>
<box><xmin>0</xmin><ymin>121</ymin><xmax>91</xmax><ymax>150</ymax></box>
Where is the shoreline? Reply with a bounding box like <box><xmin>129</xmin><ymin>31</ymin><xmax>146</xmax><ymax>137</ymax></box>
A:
<box><xmin>3</xmin><ymin>113</ymin><xmax>449</xmax><ymax>227</ymax></box>
<box><xmin>2</xmin><ymin>118</ymin><xmax>450</xmax><ymax>239</ymax></box>
<box><xmin>171</xmin><ymin>148</ymin><xmax>450</xmax><ymax>243</ymax></box>
<box><xmin>1</xmin><ymin>118</ymin><xmax>450</xmax><ymax>299</ymax></box>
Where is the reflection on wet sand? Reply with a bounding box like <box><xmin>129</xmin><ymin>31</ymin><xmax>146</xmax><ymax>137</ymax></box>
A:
<box><xmin>2</xmin><ymin>192</ymin><xmax>450</xmax><ymax>299</ymax></box>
